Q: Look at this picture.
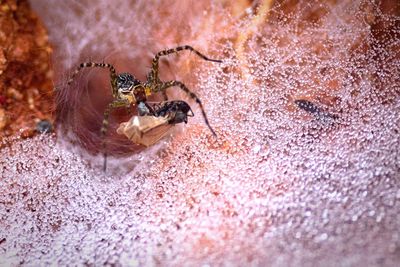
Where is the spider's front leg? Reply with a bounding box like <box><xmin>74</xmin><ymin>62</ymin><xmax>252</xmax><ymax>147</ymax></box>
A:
<box><xmin>148</xmin><ymin>45</ymin><xmax>222</xmax><ymax>84</ymax></box>
<box><xmin>160</xmin><ymin>80</ymin><xmax>217</xmax><ymax>137</ymax></box>
<box><xmin>67</xmin><ymin>62</ymin><xmax>118</xmax><ymax>95</ymax></box>
<box><xmin>101</xmin><ymin>99</ymin><xmax>129</xmax><ymax>171</ymax></box>
<box><xmin>144</xmin><ymin>45</ymin><xmax>221</xmax><ymax>136</ymax></box>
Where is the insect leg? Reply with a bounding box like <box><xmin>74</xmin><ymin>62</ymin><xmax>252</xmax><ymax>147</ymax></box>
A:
<box><xmin>160</xmin><ymin>81</ymin><xmax>217</xmax><ymax>137</ymax></box>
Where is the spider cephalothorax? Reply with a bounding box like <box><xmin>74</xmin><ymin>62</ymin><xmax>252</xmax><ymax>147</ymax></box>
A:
<box><xmin>116</xmin><ymin>73</ymin><xmax>140</xmax><ymax>93</ymax></box>
<box><xmin>115</xmin><ymin>73</ymin><xmax>146</xmax><ymax>103</ymax></box>
<box><xmin>65</xmin><ymin>45</ymin><xmax>222</xmax><ymax>170</ymax></box>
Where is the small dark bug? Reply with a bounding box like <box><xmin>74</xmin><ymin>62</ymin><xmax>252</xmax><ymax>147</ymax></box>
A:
<box><xmin>294</xmin><ymin>99</ymin><xmax>320</xmax><ymax>114</ymax></box>
<box><xmin>295</xmin><ymin>99</ymin><xmax>339</xmax><ymax>120</ymax></box>
<box><xmin>36</xmin><ymin>119</ymin><xmax>53</xmax><ymax>134</ymax></box>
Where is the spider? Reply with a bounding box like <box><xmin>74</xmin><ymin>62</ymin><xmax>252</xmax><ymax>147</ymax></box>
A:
<box><xmin>66</xmin><ymin>45</ymin><xmax>222</xmax><ymax>170</ymax></box>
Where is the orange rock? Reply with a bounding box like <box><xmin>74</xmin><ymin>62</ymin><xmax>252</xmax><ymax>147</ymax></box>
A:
<box><xmin>0</xmin><ymin>0</ymin><xmax>53</xmax><ymax>141</ymax></box>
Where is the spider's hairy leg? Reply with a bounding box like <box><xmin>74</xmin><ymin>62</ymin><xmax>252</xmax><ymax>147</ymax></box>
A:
<box><xmin>101</xmin><ymin>100</ymin><xmax>128</xmax><ymax>171</ymax></box>
<box><xmin>149</xmin><ymin>45</ymin><xmax>222</xmax><ymax>83</ymax></box>
<box><xmin>67</xmin><ymin>62</ymin><xmax>118</xmax><ymax>94</ymax></box>
<box><xmin>161</xmin><ymin>81</ymin><xmax>217</xmax><ymax>137</ymax></box>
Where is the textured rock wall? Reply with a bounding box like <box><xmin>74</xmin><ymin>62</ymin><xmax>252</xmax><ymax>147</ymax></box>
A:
<box><xmin>0</xmin><ymin>0</ymin><xmax>399</xmax><ymax>266</ymax></box>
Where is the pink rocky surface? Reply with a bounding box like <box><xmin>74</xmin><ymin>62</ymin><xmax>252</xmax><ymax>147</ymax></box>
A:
<box><xmin>1</xmin><ymin>0</ymin><xmax>399</xmax><ymax>266</ymax></box>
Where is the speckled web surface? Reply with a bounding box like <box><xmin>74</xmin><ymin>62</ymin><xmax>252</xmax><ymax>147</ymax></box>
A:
<box><xmin>1</xmin><ymin>0</ymin><xmax>399</xmax><ymax>266</ymax></box>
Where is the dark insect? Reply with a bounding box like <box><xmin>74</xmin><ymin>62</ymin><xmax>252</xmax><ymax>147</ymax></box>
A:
<box><xmin>294</xmin><ymin>99</ymin><xmax>320</xmax><ymax>114</ymax></box>
<box><xmin>117</xmin><ymin>101</ymin><xmax>195</xmax><ymax>148</ymax></box>
<box><xmin>138</xmin><ymin>100</ymin><xmax>194</xmax><ymax>125</ymax></box>
<box><xmin>295</xmin><ymin>99</ymin><xmax>339</xmax><ymax>120</ymax></box>
<box><xmin>64</xmin><ymin>45</ymin><xmax>222</xmax><ymax>170</ymax></box>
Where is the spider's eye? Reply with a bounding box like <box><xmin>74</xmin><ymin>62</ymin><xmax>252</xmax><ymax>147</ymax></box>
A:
<box><xmin>117</xmin><ymin>73</ymin><xmax>140</xmax><ymax>91</ymax></box>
